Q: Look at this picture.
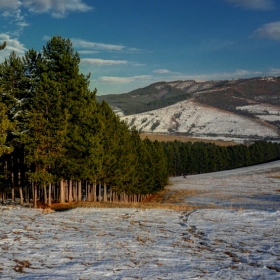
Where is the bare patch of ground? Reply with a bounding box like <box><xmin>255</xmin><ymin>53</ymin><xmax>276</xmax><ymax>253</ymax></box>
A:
<box><xmin>140</xmin><ymin>133</ymin><xmax>237</xmax><ymax>146</ymax></box>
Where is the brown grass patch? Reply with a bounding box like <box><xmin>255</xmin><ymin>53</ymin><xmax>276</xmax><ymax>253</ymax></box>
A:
<box><xmin>147</xmin><ymin>188</ymin><xmax>208</xmax><ymax>205</ymax></box>
<box><xmin>140</xmin><ymin>133</ymin><xmax>237</xmax><ymax>146</ymax></box>
<box><xmin>44</xmin><ymin>182</ymin><xmax>221</xmax><ymax>212</ymax></box>
<box><xmin>49</xmin><ymin>201</ymin><xmax>216</xmax><ymax>212</ymax></box>
<box><xmin>42</xmin><ymin>208</ymin><xmax>55</xmax><ymax>214</ymax></box>
<box><xmin>13</xmin><ymin>260</ymin><xmax>31</xmax><ymax>273</ymax></box>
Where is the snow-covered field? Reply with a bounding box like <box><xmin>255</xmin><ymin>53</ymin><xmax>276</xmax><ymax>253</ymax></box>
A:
<box><xmin>1</xmin><ymin>161</ymin><xmax>280</xmax><ymax>279</ymax></box>
<box><xmin>169</xmin><ymin>160</ymin><xmax>280</xmax><ymax>210</ymax></box>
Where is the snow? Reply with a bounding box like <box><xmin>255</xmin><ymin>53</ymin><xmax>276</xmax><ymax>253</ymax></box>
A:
<box><xmin>1</xmin><ymin>207</ymin><xmax>279</xmax><ymax>279</ymax></box>
<box><xmin>257</xmin><ymin>115</ymin><xmax>280</xmax><ymax>122</ymax></box>
<box><xmin>169</xmin><ymin>160</ymin><xmax>280</xmax><ymax>210</ymax></box>
<box><xmin>1</xmin><ymin>161</ymin><xmax>280</xmax><ymax>279</ymax></box>
<box><xmin>122</xmin><ymin>100</ymin><xmax>280</xmax><ymax>142</ymax></box>
<box><xmin>236</xmin><ymin>103</ymin><xmax>280</xmax><ymax>115</ymax></box>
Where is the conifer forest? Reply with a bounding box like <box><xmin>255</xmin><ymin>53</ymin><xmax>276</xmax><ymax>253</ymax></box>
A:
<box><xmin>1</xmin><ymin>36</ymin><xmax>280</xmax><ymax>208</ymax></box>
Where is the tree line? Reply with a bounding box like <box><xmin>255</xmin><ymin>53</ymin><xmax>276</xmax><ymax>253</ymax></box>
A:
<box><xmin>1</xmin><ymin>36</ymin><xmax>280</xmax><ymax>208</ymax></box>
<box><xmin>0</xmin><ymin>36</ymin><xmax>168</xmax><ymax>207</ymax></box>
<box><xmin>162</xmin><ymin>140</ymin><xmax>280</xmax><ymax>176</ymax></box>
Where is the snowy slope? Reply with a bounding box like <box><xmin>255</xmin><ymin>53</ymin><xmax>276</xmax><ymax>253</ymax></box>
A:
<box><xmin>0</xmin><ymin>207</ymin><xmax>279</xmax><ymax>279</ymax></box>
<box><xmin>1</xmin><ymin>161</ymin><xmax>280</xmax><ymax>279</ymax></box>
<box><xmin>237</xmin><ymin>103</ymin><xmax>280</xmax><ymax>122</ymax></box>
<box><xmin>122</xmin><ymin>99</ymin><xmax>280</xmax><ymax>142</ymax></box>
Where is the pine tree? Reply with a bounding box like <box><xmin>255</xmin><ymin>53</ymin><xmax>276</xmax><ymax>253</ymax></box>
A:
<box><xmin>0</xmin><ymin>41</ymin><xmax>6</xmax><ymax>50</ymax></box>
<box><xmin>18</xmin><ymin>41</ymin><xmax>72</xmax><ymax>207</ymax></box>
<box><xmin>0</xmin><ymin>48</ymin><xmax>12</xmax><ymax>156</ymax></box>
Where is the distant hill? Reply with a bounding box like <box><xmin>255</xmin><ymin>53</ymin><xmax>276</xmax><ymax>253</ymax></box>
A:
<box><xmin>97</xmin><ymin>76</ymin><xmax>280</xmax><ymax>143</ymax></box>
<box><xmin>96</xmin><ymin>80</ymin><xmax>223</xmax><ymax>115</ymax></box>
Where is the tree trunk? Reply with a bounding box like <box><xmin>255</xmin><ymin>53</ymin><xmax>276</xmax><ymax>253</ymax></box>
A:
<box><xmin>110</xmin><ymin>187</ymin><xmax>113</xmax><ymax>202</ymax></box>
<box><xmin>24</xmin><ymin>185</ymin><xmax>29</xmax><ymax>203</ymax></box>
<box><xmin>60</xmin><ymin>180</ymin><xmax>65</xmax><ymax>203</ymax></box>
<box><xmin>93</xmin><ymin>183</ymin><xmax>96</xmax><ymax>202</ymax></box>
<box><xmin>86</xmin><ymin>182</ymin><xmax>91</xmax><ymax>201</ymax></box>
<box><xmin>78</xmin><ymin>181</ymin><xmax>82</xmax><ymax>201</ymax></box>
<box><xmin>73</xmin><ymin>181</ymin><xmax>77</xmax><ymax>201</ymax></box>
<box><xmin>11</xmin><ymin>187</ymin><xmax>15</xmax><ymax>202</ymax></box>
<box><xmin>48</xmin><ymin>183</ymin><xmax>52</xmax><ymax>206</ymax></box>
<box><xmin>104</xmin><ymin>183</ymin><xmax>107</xmax><ymax>202</ymax></box>
<box><xmin>98</xmin><ymin>183</ymin><xmax>102</xmax><ymax>201</ymax></box>
<box><xmin>44</xmin><ymin>184</ymin><xmax>47</xmax><ymax>204</ymax></box>
<box><xmin>68</xmin><ymin>180</ymin><xmax>72</xmax><ymax>203</ymax></box>
<box><xmin>33</xmin><ymin>183</ymin><xmax>37</xmax><ymax>208</ymax></box>
<box><xmin>19</xmin><ymin>186</ymin><xmax>23</xmax><ymax>205</ymax></box>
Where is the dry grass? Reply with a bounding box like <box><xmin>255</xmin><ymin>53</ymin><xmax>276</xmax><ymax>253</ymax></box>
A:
<box><xmin>42</xmin><ymin>208</ymin><xmax>55</xmax><ymax>214</ymax></box>
<box><xmin>49</xmin><ymin>201</ymin><xmax>216</xmax><ymax>212</ymax></box>
<box><xmin>46</xmin><ymin>182</ymin><xmax>221</xmax><ymax>212</ymax></box>
<box><xmin>140</xmin><ymin>133</ymin><xmax>237</xmax><ymax>146</ymax></box>
<box><xmin>147</xmin><ymin>188</ymin><xmax>209</xmax><ymax>204</ymax></box>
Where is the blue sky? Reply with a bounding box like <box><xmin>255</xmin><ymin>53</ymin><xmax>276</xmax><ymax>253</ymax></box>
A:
<box><xmin>0</xmin><ymin>0</ymin><xmax>280</xmax><ymax>95</ymax></box>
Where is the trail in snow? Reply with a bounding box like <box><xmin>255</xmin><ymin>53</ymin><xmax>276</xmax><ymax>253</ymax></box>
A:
<box><xmin>0</xmin><ymin>161</ymin><xmax>280</xmax><ymax>279</ymax></box>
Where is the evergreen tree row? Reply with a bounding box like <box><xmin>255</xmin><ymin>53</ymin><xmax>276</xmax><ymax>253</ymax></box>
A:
<box><xmin>162</xmin><ymin>140</ymin><xmax>280</xmax><ymax>176</ymax></box>
<box><xmin>0</xmin><ymin>36</ymin><xmax>168</xmax><ymax>207</ymax></box>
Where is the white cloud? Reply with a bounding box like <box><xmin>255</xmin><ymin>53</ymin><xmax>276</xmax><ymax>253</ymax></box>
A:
<box><xmin>0</xmin><ymin>33</ymin><xmax>27</xmax><ymax>62</ymax></box>
<box><xmin>2</xmin><ymin>9</ymin><xmax>29</xmax><ymax>34</ymax></box>
<box><xmin>81</xmin><ymin>58</ymin><xmax>128</xmax><ymax>66</ymax></box>
<box><xmin>153</xmin><ymin>69</ymin><xmax>170</xmax><ymax>74</ymax></box>
<box><xmin>154</xmin><ymin>69</ymin><xmax>263</xmax><ymax>83</ymax></box>
<box><xmin>266</xmin><ymin>68</ymin><xmax>280</xmax><ymax>76</ymax></box>
<box><xmin>72</xmin><ymin>38</ymin><xmax>125</xmax><ymax>52</ymax></box>
<box><xmin>253</xmin><ymin>21</ymin><xmax>280</xmax><ymax>40</ymax></box>
<box><xmin>226</xmin><ymin>0</ymin><xmax>274</xmax><ymax>10</ymax></box>
<box><xmin>22</xmin><ymin>0</ymin><xmax>93</xmax><ymax>18</ymax></box>
<box><xmin>0</xmin><ymin>0</ymin><xmax>93</xmax><ymax>18</ymax></box>
<box><xmin>78</xmin><ymin>50</ymin><xmax>100</xmax><ymax>55</ymax></box>
<box><xmin>98</xmin><ymin>75</ymin><xmax>152</xmax><ymax>84</ymax></box>
<box><xmin>0</xmin><ymin>1</ymin><xmax>92</xmax><ymax>35</ymax></box>
<box><xmin>0</xmin><ymin>0</ymin><xmax>21</xmax><ymax>10</ymax></box>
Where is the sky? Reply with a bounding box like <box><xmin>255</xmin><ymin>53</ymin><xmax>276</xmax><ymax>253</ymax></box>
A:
<box><xmin>0</xmin><ymin>0</ymin><xmax>280</xmax><ymax>96</ymax></box>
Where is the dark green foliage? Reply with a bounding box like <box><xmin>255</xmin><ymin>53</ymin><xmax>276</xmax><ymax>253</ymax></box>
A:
<box><xmin>163</xmin><ymin>140</ymin><xmax>280</xmax><ymax>176</ymax></box>
<box><xmin>0</xmin><ymin>41</ymin><xmax>6</xmax><ymax>50</ymax></box>
<box><xmin>0</xmin><ymin>36</ymin><xmax>169</xmax><ymax>199</ymax></box>
<box><xmin>96</xmin><ymin>83</ymin><xmax>193</xmax><ymax>115</ymax></box>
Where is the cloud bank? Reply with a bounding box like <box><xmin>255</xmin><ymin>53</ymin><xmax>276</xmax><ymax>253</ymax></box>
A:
<box><xmin>81</xmin><ymin>58</ymin><xmax>128</xmax><ymax>66</ymax></box>
<box><xmin>153</xmin><ymin>69</ymin><xmax>170</xmax><ymax>74</ymax></box>
<box><xmin>253</xmin><ymin>21</ymin><xmax>280</xmax><ymax>40</ymax></box>
<box><xmin>72</xmin><ymin>39</ymin><xmax>125</xmax><ymax>52</ymax></box>
<box><xmin>98</xmin><ymin>75</ymin><xmax>152</xmax><ymax>84</ymax></box>
<box><xmin>226</xmin><ymin>0</ymin><xmax>274</xmax><ymax>10</ymax></box>
<box><xmin>0</xmin><ymin>33</ymin><xmax>27</xmax><ymax>62</ymax></box>
<box><xmin>0</xmin><ymin>0</ymin><xmax>93</xmax><ymax>18</ymax></box>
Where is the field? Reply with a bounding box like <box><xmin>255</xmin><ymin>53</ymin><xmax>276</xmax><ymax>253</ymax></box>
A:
<box><xmin>1</xmin><ymin>161</ymin><xmax>280</xmax><ymax>279</ymax></box>
<box><xmin>140</xmin><ymin>133</ymin><xmax>237</xmax><ymax>146</ymax></box>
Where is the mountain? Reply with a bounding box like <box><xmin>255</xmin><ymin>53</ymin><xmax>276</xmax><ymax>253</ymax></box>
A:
<box><xmin>97</xmin><ymin>76</ymin><xmax>280</xmax><ymax>143</ymax></box>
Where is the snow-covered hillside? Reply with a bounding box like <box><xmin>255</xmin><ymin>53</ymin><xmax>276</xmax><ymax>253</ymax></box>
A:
<box><xmin>236</xmin><ymin>103</ymin><xmax>280</xmax><ymax>122</ymax></box>
<box><xmin>122</xmin><ymin>99</ymin><xmax>280</xmax><ymax>143</ymax></box>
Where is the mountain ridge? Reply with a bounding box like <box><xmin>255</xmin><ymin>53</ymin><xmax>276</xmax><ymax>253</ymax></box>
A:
<box><xmin>97</xmin><ymin>76</ymin><xmax>280</xmax><ymax>143</ymax></box>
